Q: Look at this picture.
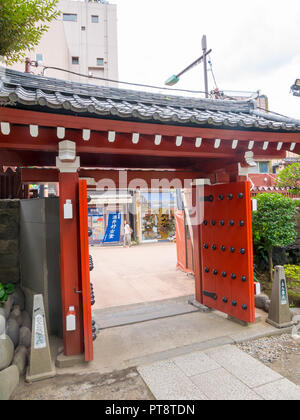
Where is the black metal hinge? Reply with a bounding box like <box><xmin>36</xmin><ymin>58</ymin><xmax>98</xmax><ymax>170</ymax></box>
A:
<box><xmin>200</xmin><ymin>195</ymin><xmax>214</xmax><ymax>202</ymax></box>
<box><xmin>203</xmin><ymin>291</ymin><xmax>218</xmax><ymax>300</ymax></box>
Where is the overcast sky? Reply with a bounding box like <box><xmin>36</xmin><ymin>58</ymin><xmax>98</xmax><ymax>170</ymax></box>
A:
<box><xmin>110</xmin><ymin>0</ymin><xmax>300</xmax><ymax>119</ymax></box>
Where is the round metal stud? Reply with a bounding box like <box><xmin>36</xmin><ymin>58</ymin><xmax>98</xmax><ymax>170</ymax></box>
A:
<box><xmin>208</xmin><ymin>195</ymin><xmax>214</xmax><ymax>202</ymax></box>
<box><xmin>213</xmin><ymin>269</ymin><xmax>218</xmax><ymax>276</ymax></box>
<box><xmin>220</xmin><ymin>220</ymin><xmax>225</xmax><ymax>226</ymax></box>
<box><xmin>240</xmin><ymin>248</ymin><xmax>246</xmax><ymax>255</ymax></box>
<box><xmin>223</xmin><ymin>297</ymin><xmax>228</xmax><ymax>303</ymax></box>
<box><xmin>205</xmin><ymin>267</ymin><xmax>210</xmax><ymax>273</ymax></box>
<box><xmin>239</xmin><ymin>220</ymin><xmax>245</xmax><ymax>227</ymax></box>
<box><xmin>241</xmin><ymin>276</ymin><xmax>247</xmax><ymax>282</ymax></box>
<box><xmin>238</xmin><ymin>193</ymin><xmax>244</xmax><ymax>199</ymax></box>
<box><xmin>212</xmin><ymin>244</ymin><xmax>217</xmax><ymax>251</ymax></box>
<box><xmin>222</xmin><ymin>272</ymin><xmax>227</xmax><ymax>278</ymax></box>
<box><xmin>232</xmin><ymin>300</ymin><xmax>237</xmax><ymax>307</ymax></box>
<box><xmin>231</xmin><ymin>273</ymin><xmax>237</xmax><ymax>280</ymax></box>
<box><xmin>242</xmin><ymin>304</ymin><xmax>247</xmax><ymax>310</ymax></box>
<box><xmin>221</xmin><ymin>245</ymin><xmax>226</xmax><ymax>252</ymax></box>
<box><xmin>228</xmin><ymin>194</ymin><xmax>233</xmax><ymax>200</ymax></box>
<box><xmin>219</xmin><ymin>194</ymin><xmax>224</xmax><ymax>201</ymax></box>
<box><xmin>229</xmin><ymin>220</ymin><xmax>235</xmax><ymax>226</ymax></box>
<box><xmin>203</xmin><ymin>220</ymin><xmax>208</xmax><ymax>226</ymax></box>
<box><xmin>204</xmin><ymin>244</ymin><xmax>209</xmax><ymax>249</ymax></box>
<box><xmin>230</xmin><ymin>247</ymin><xmax>235</xmax><ymax>253</ymax></box>
<box><xmin>211</xmin><ymin>220</ymin><xmax>216</xmax><ymax>226</ymax></box>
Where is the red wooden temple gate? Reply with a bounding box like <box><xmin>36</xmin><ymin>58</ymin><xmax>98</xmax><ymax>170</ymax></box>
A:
<box><xmin>0</xmin><ymin>68</ymin><xmax>299</xmax><ymax>361</ymax></box>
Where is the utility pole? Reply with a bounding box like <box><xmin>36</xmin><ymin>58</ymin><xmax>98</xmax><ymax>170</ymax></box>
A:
<box><xmin>165</xmin><ymin>34</ymin><xmax>211</xmax><ymax>97</ymax></box>
<box><xmin>25</xmin><ymin>57</ymin><xmax>31</xmax><ymax>73</ymax></box>
<box><xmin>202</xmin><ymin>35</ymin><xmax>209</xmax><ymax>98</ymax></box>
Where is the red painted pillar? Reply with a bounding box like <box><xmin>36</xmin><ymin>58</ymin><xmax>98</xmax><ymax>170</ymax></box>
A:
<box><xmin>59</xmin><ymin>172</ymin><xmax>84</xmax><ymax>356</ymax></box>
<box><xmin>192</xmin><ymin>184</ymin><xmax>203</xmax><ymax>304</ymax></box>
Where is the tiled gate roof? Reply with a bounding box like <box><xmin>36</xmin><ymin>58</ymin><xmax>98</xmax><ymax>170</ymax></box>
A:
<box><xmin>1</xmin><ymin>67</ymin><xmax>300</xmax><ymax>132</ymax></box>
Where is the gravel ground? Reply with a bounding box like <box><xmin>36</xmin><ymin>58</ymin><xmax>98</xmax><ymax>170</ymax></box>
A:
<box><xmin>237</xmin><ymin>334</ymin><xmax>299</xmax><ymax>363</ymax></box>
<box><xmin>237</xmin><ymin>334</ymin><xmax>300</xmax><ymax>385</ymax></box>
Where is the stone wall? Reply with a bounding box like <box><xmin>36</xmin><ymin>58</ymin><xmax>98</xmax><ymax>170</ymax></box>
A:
<box><xmin>0</xmin><ymin>200</ymin><xmax>20</xmax><ymax>284</ymax></box>
<box><xmin>0</xmin><ymin>200</ymin><xmax>31</xmax><ymax>400</ymax></box>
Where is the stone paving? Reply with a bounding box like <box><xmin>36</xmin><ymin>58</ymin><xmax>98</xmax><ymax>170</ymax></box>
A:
<box><xmin>138</xmin><ymin>344</ymin><xmax>300</xmax><ymax>400</ymax></box>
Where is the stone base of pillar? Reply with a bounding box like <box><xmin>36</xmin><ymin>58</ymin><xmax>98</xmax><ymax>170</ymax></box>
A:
<box><xmin>55</xmin><ymin>351</ymin><xmax>85</xmax><ymax>368</ymax></box>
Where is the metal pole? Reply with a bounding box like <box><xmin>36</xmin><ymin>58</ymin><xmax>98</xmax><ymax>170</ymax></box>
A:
<box><xmin>202</xmin><ymin>35</ymin><xmax>209</xmax><ymax>98</ymax></box>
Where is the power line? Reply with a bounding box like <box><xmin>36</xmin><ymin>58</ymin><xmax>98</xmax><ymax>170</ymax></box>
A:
<box><xmin>208</xmin><ymin>55</ymin><xmax>218</xmax><ymax>90</ymax></box>
<box><xmin>41</xmin><ymin>65</ymin><xmax>209</xmax><ymax>95</ymax></box>
<box><xmin>33</xmin><ymin>63</ymin><xmax>297</xmax><ymax>121</ymax></box>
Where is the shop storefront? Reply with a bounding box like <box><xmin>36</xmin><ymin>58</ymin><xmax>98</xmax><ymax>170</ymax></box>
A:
<box><xmin>140</xmin><ymin>190</ymin><xmax>177</xmax><ymax>242</ymax></box>
<box><xmin>87</xmin><ymin>189</ymin><xmax>177</xmax><ymax>245</ymax></box>
<box><xmin>88</xmin><ymin>190</ymin><xmax>134</xmax><ymax>246</ymax></box>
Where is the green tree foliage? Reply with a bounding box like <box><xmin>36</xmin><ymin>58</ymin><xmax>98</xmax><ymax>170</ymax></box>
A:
<box><xmin>252</xmin><ymin>193</ymin><xmax>298</xmax><ymax>281</ymax></box>
<box><xmin>0</xmin><ymin>0</ymin><xmax>60</xmax><ymax>65</ymax></box>
<box><xmin>0</xmin><ymin>282</ymin><xmax>15</xmax><ymax>305</ymax></box>
<box><xmin>276</xmin><ymin>162</ymin><xmax>300</xmax><ymax>196</ymax></box>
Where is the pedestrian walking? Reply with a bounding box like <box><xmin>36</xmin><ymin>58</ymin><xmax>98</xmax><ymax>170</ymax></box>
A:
<box><xmin>123</xmin><ymin>220</ymin><xmax>132</xmax><ymax>248</ymax></box>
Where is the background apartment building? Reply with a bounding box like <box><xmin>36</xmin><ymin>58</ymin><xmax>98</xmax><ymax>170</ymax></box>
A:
<box><xmin>9</xmin><ymin>0</ymin><xmax>118</xmax><ymax>86</ymax></box>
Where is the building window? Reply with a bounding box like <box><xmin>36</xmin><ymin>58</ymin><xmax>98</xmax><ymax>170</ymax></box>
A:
<box><xmin>259</xmin><ymin>162</ymin><xmax>269</xmax><ymax>174</ymax></box>
<box><xmin>96</xmin><ymin>58</ymin><xmax>104</xmax><ymax>66</ymax></box>
<box><xmin>91</xmin><ymin>15</ymin><xmax>99</xmax><ymax>23</ymax></box>
<box><xmin>36</xmin><ymin>53</ymin><xmax>43</xmax><ymax>62</ymax></box>
<box><xmin>72</xmin><ymin>56</ymin><xmax>79</xmax><ymax>65</ymax></box>
<box><xmin>141</xmin><ymin>191</ymin><xmax>176</xmax><ymax>242</ymax></box>
<box><xmin>63</xmin><ymin>13</ymin><xmax>77</xmax><ymax>22</ymax></box>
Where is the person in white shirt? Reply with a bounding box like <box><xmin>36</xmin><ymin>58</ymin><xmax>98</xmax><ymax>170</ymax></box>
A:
<box><xmin>123</xmin><ymin>221</ymin><xmax>132</xmax><ymax>248</ymax></box>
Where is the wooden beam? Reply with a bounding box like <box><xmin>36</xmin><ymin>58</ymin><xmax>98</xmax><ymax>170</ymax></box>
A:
<box><xmin>2</xmin><ymin>107</ymin><xmax>300</xmax><ymax>143</ymax></box>
<box><xmin>21</xmin><ymin>167</ymin><xmax>205</xmax><ymax>186</ymax></box>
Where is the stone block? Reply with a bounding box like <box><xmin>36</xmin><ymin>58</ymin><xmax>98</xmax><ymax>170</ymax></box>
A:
<box><xmin>13</xmin><ymin>345</ymin><xmax>28</xmax><ymax>376</ymax></box>
<box><xmin>26</xmin><ymin>294</ymin><xmax>56</xmax><ymax>383</ymax></box>
<box><xmin>205</xmin><ymin>345</ymin><xmax>282</xmax><ymax>388</ymax></box>
<box><xmin>0</xmin><ymin>365</ymin><xmax>19</xmax><ymax>400</ymax></box>
<box><xmin>0</xmin><ymin>240</ymin><xmax>19</xmax><ymax>255</ymax></box>
<box><xmin>21</xmin><ymin>311</ymin><xmax>31</xmax><ymax>329</ymax></box>
<box><xmin>191</xmin><ymin>367</ymin><xmax>262</xmax><ymax>400</ymax></box>
<box><xmin>19</xmin><ymin>326</ymin><xmax>31</xmax><ymax>349</ymax></box>
<box><xmin>11</xmin><ymin>289</ymin><xmax>25</xmax><ymax>311</ymax></box>
<box><xmin>6</xmin><ymin>318</ymin><xmax>19</xmax><ymax>348</ymax></box>
<box><xmin>0</xmin><ymin>335</ymin><xmax>14</xmax><ymax>371</ymax></box>
<box><xmin>56</xmin><ymin>352</ymin><xmax>85</xmax><ymax>368</ymax></box>
<box><xmin>255</xmin><ymin>294</ymin><xmax>269</xmax><ymax>310</ymax></box>
<box><xmin>10</xmin><ymin>306</ymin><xmax>22</xmax><ymax>327</ymax></box>
<box><xmin>0</xmin><ymin>200</ymin><xmax>20</xmax><ymax>210</ymax></box>
<box><xmin>254</xmin><ymin>378</ymin><xmax>300</xmax><ymax>400</ymax></box>
<box><xmin>0</xmin><ymin>254</ymin><xmax>19</xmax><ymax>268</ymax></box>
<box><xmin>264</xmin><ymin>299</ymin><xmax>271</xmax><ymax>313</ymax></box>
<box><xmin>267</xmin><ymin>266</ymin><xmax>293</xmax><ymax>328</ymax></box>
<box><xmin>2</xmin><ymin>295</ymin><xmax>14</xmax><ymax>318</ymax></box>
<box><xmin>138</xmin><ymin>360</ymin><xmax>208</xmax><ymax>400</ymax></box>
<box><xmin>0</xmin><ymin>221</ymin><xmax>19</xmax><ymax>240</ymax></box>
<box><xmin>0</xmin><ymin>268</ymin><xmax>20</xmax><ymax>284</ymax></box>
<box><xmin>0</xmin><ymin>311</ymin><xmax>5</xmax><ymax>335</ymax></box>
<box><xmin>173</xmin><ymin>351</ymin><xmax>220</xmax><ymax>377</ymax></box>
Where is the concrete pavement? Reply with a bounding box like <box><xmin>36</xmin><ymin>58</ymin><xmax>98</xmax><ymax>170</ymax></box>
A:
<box><xmin>90</xmin><ymin>243</ymin><xmax>195</xmax><ymax>309</ymax></box>
<box><xmin>55</xmin><ymin>299</ymin><xmax>292</xmax><ymax>376</ymax></box>
<box><xmin>37</xmin><ymin>298</ymin><xmax>300</xmax><ymax>400</ymax></box>
<box><xmin>138</xmin><ymin>344</ymin><xmax>300</xmax><ymax>400</ymax></box>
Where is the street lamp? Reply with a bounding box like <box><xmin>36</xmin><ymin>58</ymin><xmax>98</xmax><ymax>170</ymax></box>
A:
<box><xmin>165</xmin><ymin>35</ymin><xmax>212</xmax><ymax>98</ymax></box>
<box><xmin>291</xmin><ymin>79</ymin><xmax>300</xmax><ymax>97</ymax></box>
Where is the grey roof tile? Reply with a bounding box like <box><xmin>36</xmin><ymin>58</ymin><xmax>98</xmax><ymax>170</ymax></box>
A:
<box><xmin>1</xmin><ymin>67</ymin><xmax>300</xmax><ymax>132</ymax></box>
